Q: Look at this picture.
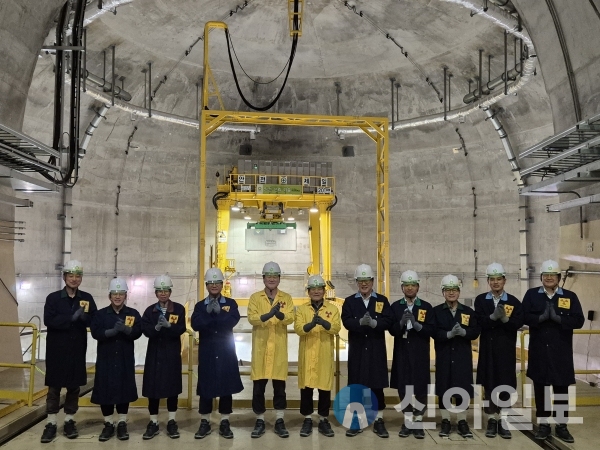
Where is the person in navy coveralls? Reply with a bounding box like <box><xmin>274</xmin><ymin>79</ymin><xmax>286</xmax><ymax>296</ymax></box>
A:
<box><xmin>432</xmin><ymin>274</ymin><xmax>480</xmax><ymax>439</ymax></box>
<box><xmin>141</xmin><ymin>274</ymin><xmax>187</xmax><ymax>440</ymax></box>
<box><xmin>90</xmin><ymin>278</ymin><xmax>142</xmax><ymax>442</ymax></box>
<box><xmin>474</xmin><ymin>263</ymin><xmax>524</xmax><ymax>439</ymax></box>
<box><xmin>341</xmin><ymin>264</ymin><xmax>393</xmax><ymax>438</ymax></box>
<box><xmin>523</xmin><ymin>260</ymin><xmax>584</xmax><ymax>443</ymax></box>
<box><xmin>191</xmin><ymin>268</ymin><xmax>243</xmax><ymax>439</ymax></box>
<box><xmin>41</xmin><ymin>260</ymin><xmax>97</xmax><ymax>444</ymax></box>
<box><xmin>389</xmin><ymin>270</ymin><xmax>434</xmax><ymax>439</ymax></box>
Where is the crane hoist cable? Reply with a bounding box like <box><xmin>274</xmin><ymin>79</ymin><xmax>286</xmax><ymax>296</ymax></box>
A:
<box><xmin>225</xmin><ymin>0</ymin><xmax>300</xmax><ymax>111</ymax></box>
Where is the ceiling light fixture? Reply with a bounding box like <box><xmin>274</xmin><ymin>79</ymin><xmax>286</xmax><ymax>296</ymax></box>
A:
<box><xmin>310</xmin><ymin>203</ymin><xmax>318</xmax><ymax>213</ymax></box>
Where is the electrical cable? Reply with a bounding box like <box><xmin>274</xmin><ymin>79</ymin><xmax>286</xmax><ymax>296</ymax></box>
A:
<box><xmin>227</xmin><ymin>32</ymin><xmax>291</xmax><ymax>85</ymax></box>
<box><xmin>151</xmin><ymin>1</ymin><xmax>253</xmax><ymax>99</ymax></box>
<box><xmin>225</xmin><ymin>0</ymin><xmax>299</xmax><ymax>111</ymax></box>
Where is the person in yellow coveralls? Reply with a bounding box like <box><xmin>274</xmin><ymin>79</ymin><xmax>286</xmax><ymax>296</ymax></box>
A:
<box><xmin>247</xmin><ymin>261</ymin><xmax>295</xmax><ymax>438</ymax></box>
<box><xmin>295</xmin><ymin>275</ymin><xmax>341</xmax><ymax>438</ymax></box>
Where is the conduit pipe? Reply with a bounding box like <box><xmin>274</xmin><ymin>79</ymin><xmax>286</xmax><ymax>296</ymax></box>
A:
<box><xmin>85</xmin><ymin>88</ymin><xmax>260</xmax><ymax>133</ymax></box>
<box><xmin>80</xmin><ymin>103</ymin><xmax>110</xmax><ymax>154</ymax></box>
<box><xmin>337</xmin><ymin>0</ymin><xmax>536</xmax><ymax>134</ymax></box>
<box><xmin>76</xmin><ymin>0</ymin><xmax>531</xmax><ymax>137</ymax></box>
<box><xmin>85</xmin><ymin>71</ymin><xmax>132</xmax><ymax>102</ymax></box>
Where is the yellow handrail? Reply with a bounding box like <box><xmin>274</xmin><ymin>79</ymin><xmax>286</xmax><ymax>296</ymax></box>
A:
<box><xmin>0</xmin><ymin>322</ymin><xmax>39</xmax><ymax>407</ymax></box>
<box><xmin>519</xmin><ymin>329</ymin><xmax>600</xmax><ymax>404</ymax></box>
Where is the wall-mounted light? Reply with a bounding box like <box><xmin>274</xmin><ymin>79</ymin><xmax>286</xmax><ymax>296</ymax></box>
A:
<box><xmin>20</xmin><ymin>282</ymin><xmax>31</xmax><ymax>290</ymax></box>
<box><xmin>298</xmin><ymin>209</ymin><xmax>305</xmax><ymax>216</ymax></box>
<box><xmin>239</xmin><ymin>278</ymin><xmax>248</xmax><ymax>285</ymax></box>
<box><xmin>134</xmin><ymin>279</ymin><xmax>144</xmax><ymax>286</ymax></box>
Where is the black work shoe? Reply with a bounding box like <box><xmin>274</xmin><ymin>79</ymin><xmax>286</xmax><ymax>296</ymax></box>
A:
<box><xmin>99</xmin><ymin>422</ymin><xmax>115</xmax><ymax>442</ymax></box>
<box><xmin>166</xmin><ymin>420</ymin><xmax>179</xmax><ymax>439</ymax></box>
<box><xmin>219</xmin><ymin>419</ymin><xmax>233</xmax><ymax>439</ymax></box>
<box><xmin>41</xmin><ymin>423</ymin><xmax>57</xmax><ymax>443</ymax></box>
<box><xmin>457</xmin><ymin>420</ymin><xmax>473</xmax><ymax>438</ymax></box>
<box><xmin>498</xmin><ymin>419</ymin><xmax>511</xmax><ymax>439</ymax></box>
<box><xmin>318</xmin><ymin>419</ymin><xmax>335</xmax><ymax>437</ymax></box>
<box><xmin>346</xmin><ymin>427</ymin><xmax>362</xmax><ymax>437</ymax></box>
<box><xmin>485</xmin><ymin>418</ymin><xmax>498</xmax><ymax>438</ymax></box>
<box><xmin>143</xmin><ymin>421</ymin><xmax>160</xmax><ymax>440</ymax></box>
<box><xmin>300</xmin><ymin>418</ymin><xmax>313</xmax><ymax>437</ymax></box>
<box><xmin>251</xmin><ymin>419</ymin><xmax>266</xmax><ymax>438</ymax></box>
<box><xmin>413</xmin><ymin>425</ymin><xmax>425</xmax><ymax>439</ymax></box>
<box><xmin>373</xmin><ymin>418</ymin><xmax>389</xmax><ymax>438</ymax></box>
<box><xmin>439</xmin><ymin>419</ymin><xmax>452</xmax><ymax>437</ymax></box>
<box><xmin>274</xmin><ymin>419</ymin><xmax>289</xmax><ymax>438</ymax></box>
<box><xmin>116</xmin><ymin>421</ymin><xmax>129</xmax><ymax>441</ymax></box>
<box><xmin>534</xmin><ymin>423</ymin><xmax>551</xmax><ymax>440</ymax></box>
<box><xmin>398</xmin><ymin>423</ymin><xmax>411</xmax><ymax>437</ymax></box>
<box><xmin>555</xmin><ymin>424</ymin><xmax>574</xmax><ymax>443</ymax></box>
<box><xmin>63</xmin><ymin>420</ymin><xmax>79</xmax><ymax>439</ymax></box>
<box><xmin>194</xmin><ymin>419</ymin><xmax>211</xmax><ymax>439</ymax></box>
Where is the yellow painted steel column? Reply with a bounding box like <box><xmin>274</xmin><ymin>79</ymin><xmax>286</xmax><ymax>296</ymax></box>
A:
<box><xmin>308</xmin><ymin>207</ymin><xmax>321</xmax><ymax>275</ymax></box>
<box><xmin>199</xmin><ymin>109</ymin><xmax>207</xmax><ymax>304</ymax></box>
<box><xmin>321</xmin><ymin>207</ymin><xmax>331</xmax><ymax>281</ymax></box>
<box><xmin>215</xmin><ymin>207</ymin><xmax>230</xmax><ymax>273</ymax></box>
<box><xmin>28</xmin><ymin>326</ymin><xmax>38</xmax><ymax>406</ymax></box>
<box><xmin>375</xmin><ymin>121</ymin><xmax>390</xmax><ymax>298</ymax></box>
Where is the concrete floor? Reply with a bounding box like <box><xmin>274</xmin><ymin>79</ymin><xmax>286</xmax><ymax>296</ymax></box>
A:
<box><xmin>4</xmin><ymin>403</ymin><xmax>600</xmax><ymax>449</ymax></box>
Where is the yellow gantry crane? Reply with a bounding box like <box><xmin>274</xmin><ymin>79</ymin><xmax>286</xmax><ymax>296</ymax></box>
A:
<box><xmin>197</xmin><ymin>19</ymin><xmax>390</xmax><ymax>302</ymax></box>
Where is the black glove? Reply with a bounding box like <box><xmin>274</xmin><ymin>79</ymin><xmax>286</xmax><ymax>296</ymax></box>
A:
<box><xmin>114</xmin><ymin>319</ymin><xmax>131</xmax><ymax>334</ymax></box>
<box><xmin>72</xmin><ymin>306</ymin><xmax>84</xmax><ymax>322</ymax></box>
<box><xmin>303</xmin><ymin>321</ymin><xmax>317</xmax><ymax>332</ymax></box>
<box><xmin>105</xmin><ymin>328</ymin><xmax>118</xmax><ymax>338</ymax></box>
<box><xmin>549</xmin><ymin>305</ymin><xmax>561</xmax><ymax>323</ymax></box>
<box><xmin>315</xmin><ymin>315</ymin><xmax>332</xmax><ymax>330</ymax></box>
<box><xmin>538</xmin><ymin>301</ymin><xmax>551</xmax><ymax>323</ymax></box>
<box><xmin>399</xmin><ymin>310</ymin><xmax>410</xmax><ymax>328</ymax></box>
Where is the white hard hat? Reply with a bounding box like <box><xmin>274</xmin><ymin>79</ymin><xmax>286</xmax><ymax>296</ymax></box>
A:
<box><xmin>109</xmin><ymin>277</ymin><xmax>128</xmax><ymax>293</ymax></box>
<box><xmin>205</xmin><ymin>267</ymin><xmax>224</xmax><ymax>283</ymax></box>
<box><xmin>441</xmin><ymin>274</ymin><xmax>460</xmax><ymax>290</ymax></box>
<box><xmin>306</xmin><ymin>275</ymin><xmax>326</xmax><ymax>289</ymax></box>
<box><xmin>354</xmin><ymin>264</ymin><xmax>374</xmax><ymax>280</ymax></box>
<box><xmin>153</xmin><ymin>274</ymin><xmax>173</xmax><ymax>290</ymax></box>
<box><xmin>400</xmin><ymin>270</ymin><xmax>420</xmax><ymax>285</ymax></box>
<box><xmin>486</xmin><ymin>263</ymin><xmax>506</xmax><ymax>277</ymax></box>
<box><xmin>262</xmin><ymin>261</ymin><xmax>281</xmax><ymax>276</ymax></box>
<box><xmin>63</xmin><ymin>260</ymin><xmax>83</xmax><ymax>274</ymax></box>
<box><xmin>540</xmin><ymin>259</ymin><xmax>560</xmax><ymax>274</ymax></box>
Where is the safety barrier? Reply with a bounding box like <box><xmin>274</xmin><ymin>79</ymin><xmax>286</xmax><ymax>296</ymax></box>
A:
<box><xmin>0</xmin><ymin>322</ymin><xmax>47</xmax><ymax>418</ymax></box>
<box><xmin>519</xmin><ymin>329</ymin><xmax>600</xmax><ymax>406</ymax></box>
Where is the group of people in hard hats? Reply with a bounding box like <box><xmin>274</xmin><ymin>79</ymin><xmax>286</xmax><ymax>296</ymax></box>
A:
<box><xmin>41</xmin><ymin>263</ymin><xmax>188</xmax><ymax>443</ymax></box>
<box><xmin>40</xmin><ymin>258</ymin><xmax>584</xmax><ymax>444</ymax></box>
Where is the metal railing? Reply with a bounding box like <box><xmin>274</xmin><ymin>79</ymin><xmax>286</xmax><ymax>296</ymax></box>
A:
<box><xmin>20</xmin><ymin>315</ymin><xmax>42</xmax><ymax>361</ymax></box>
<box><xmin>519</xmin><ymin>329</ymin><xmax>600</xmax><ymax>405</ymax></box>
<box><xmin>0</xmin><ymin>322</ymin><xmax>40</xmax><ymax>408</ymax></box>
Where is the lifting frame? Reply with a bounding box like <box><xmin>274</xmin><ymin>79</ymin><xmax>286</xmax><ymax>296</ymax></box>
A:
<box><xmin>198</xmin><ymin>22</ymin><xmax>390</xmax><ymax>300</ymax></box>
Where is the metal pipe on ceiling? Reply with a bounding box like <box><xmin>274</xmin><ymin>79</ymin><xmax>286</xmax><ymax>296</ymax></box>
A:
<box><xmin>84</xmin><ymin>88</ymin><xmax>260</xmax><ymax>133</ymax></box>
